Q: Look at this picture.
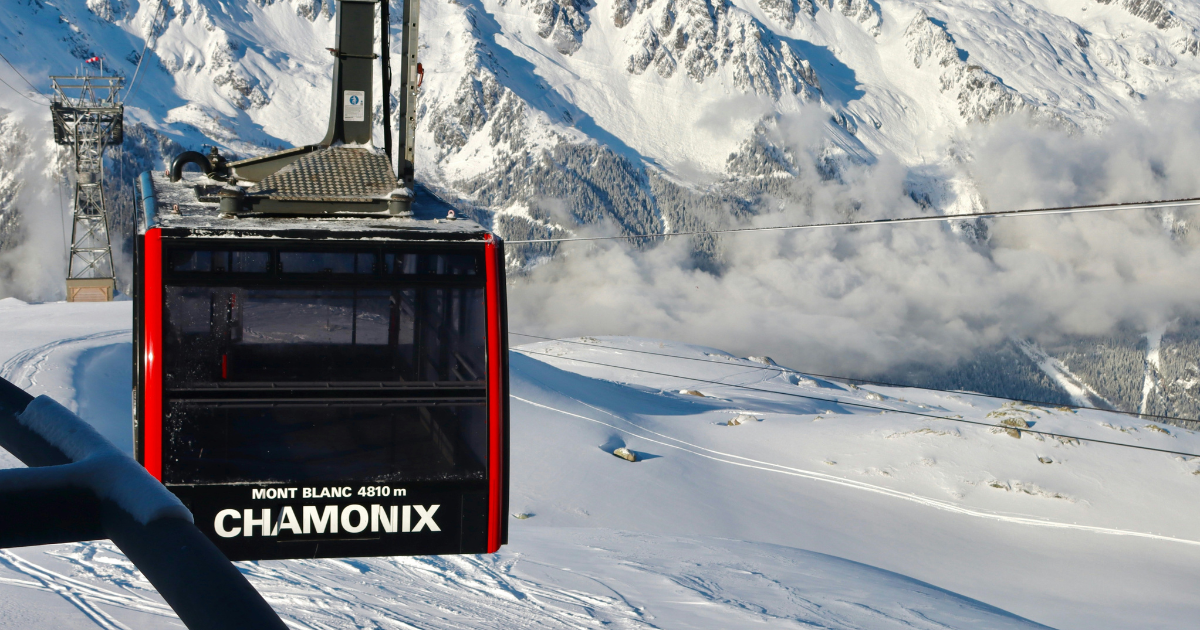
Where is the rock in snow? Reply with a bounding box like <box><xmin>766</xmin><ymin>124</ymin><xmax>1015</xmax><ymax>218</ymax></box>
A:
<box><xmin>613</xmin><ymin>446</ymin><xmax>638</xmax><ymax>461</ymax></box>
<box><xmin>727</xmin><ymin>412</ymin><xmax>760</xmax><ymax>425</ymax></box>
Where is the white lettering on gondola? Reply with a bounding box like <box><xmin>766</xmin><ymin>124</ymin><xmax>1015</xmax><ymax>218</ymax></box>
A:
<box><xmin>303</xmin><ymin>505</ymin><xmax>338</xmax><ymax>534</ymax></box>
<box><xmin>412</xmin><ymin>505</ymin><xmax>441</xmax><ymax>532</ymax></box>
<box><xmin>251</xmin><ymin>488</ymin><xmax>297</xmax><ymax>500</ymax></box>
<box><xmin>215</xmin><ymin>509</ymin><xmax>241</xmax><ymax>538</ymax></box>
<box><xmin>244</xmin><ymin>509</ymin><xmax>272</xmax><ymax>537</ymax></box>
<box><xmin>215</xmin><ymin>504</ymin><xmax>441</xmax><ymax>537</ymax></box>
<box><xmin>277</xmin><ymin>506</ymin><xmax>302</xmax><ymax>535</ymax></box>
<box><xmin>297</xmin><ymin>486</ymin><xmax>407</xmax><ymax>498</ymax></box>
<box><xmin>341</xmin><ymin>505</ymin><xmax>368</xmax><ymax>533</ymax></box>
<box><xmin>371</xmin><ymin>505</ymin><xmax>398</xmax><ymax>533</ymax></box>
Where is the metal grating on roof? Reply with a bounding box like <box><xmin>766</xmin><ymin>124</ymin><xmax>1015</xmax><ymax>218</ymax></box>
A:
<box><xmin>246</xmin><ymin>147</ymin><xmax>397</xmax><ymax>202</ymax></box>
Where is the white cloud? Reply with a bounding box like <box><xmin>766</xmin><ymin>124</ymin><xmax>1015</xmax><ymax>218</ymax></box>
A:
<box><xmin>509</xmin><ymin>99</ymin><xmax>1200</xmax><ymax>376</ymax></box>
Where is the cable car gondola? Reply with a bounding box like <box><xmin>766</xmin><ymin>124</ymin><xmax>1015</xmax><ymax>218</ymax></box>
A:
<box><xmin>132</xmin><ymin>0</ymin><xmax>508</xmax><ymax>561</ymax></box>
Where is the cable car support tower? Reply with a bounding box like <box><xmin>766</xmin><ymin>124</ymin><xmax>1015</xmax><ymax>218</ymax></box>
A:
<box><xmin>50</xmin><ymin>70</ymin><xmax>124</xmax><ymax>302</ymax></box>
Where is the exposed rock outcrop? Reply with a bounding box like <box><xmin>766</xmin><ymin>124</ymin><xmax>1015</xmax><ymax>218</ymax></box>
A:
<box><xmin>523</xmin><ymin>0</ymin><xmax>591</xmax><ymax>55</ymax></box>
<box><xmin>758</xmin><ymin>0</ymin><xmax>814</xmax><ymax>30</ymax></box>
<box><xmin>905</xmin><ymin>11</ymin><xmax>1024</xmax><ymax>124</ymax></box>
<box><xmin>818</xmin><ymin>0</ymin><xmax>881</xmax><ymax>36</ymax></box>
<box><xmin>1095</xmin><ymin>0</ymin><xmax>1179</xmax><ymax>30</ymax></box>
<box><xmin>624</xmin><ymin>0</ymin><xmax>821</xmax><ymax>100</ymax></box>
<box><xmin>613</xmin><ymin>447</ymin><xmax>638</xmax><ymax>461</ymax></box>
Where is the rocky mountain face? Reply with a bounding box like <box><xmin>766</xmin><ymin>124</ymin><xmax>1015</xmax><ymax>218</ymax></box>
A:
<box><xmin>2</xmin><ymin>0</ymin><xmax>1200</xmax><ymax>416</ymax></box>
<box><xmin>5</xmin><ymin>0</ymin><xmax>1197</xmax><ymax>244</ymax></box>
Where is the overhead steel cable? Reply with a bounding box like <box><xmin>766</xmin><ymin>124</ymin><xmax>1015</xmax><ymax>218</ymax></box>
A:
<box><xmin>0</xmin><ymin>75</ymin><xmax>41</xmax><ymax>104</ymax></box>
<box><xmin>122</xmin><ymin>0</ymin><xmax>166</xmax><ymax>104</ymax></box>
<box><xmin>508</xmin><ymin>332</ymin><xmax>1200</xmax><ymax>426</ymax></box>
<box><xmin>0</xmin><ymin>49</ymin><xmax>43</xmax><ymax>92</ymax></box>
<box><xmin>504</xmin><ymin>197</ymin><xmax>1200</xmax><ymax>244</ymax></box>
<box><xmin>512</xmin><ymin>347</ymin><xmax>1200</xmax><ymax>459</ymax></box>
<box><xmin>0</xmin><ymin>50</ymin><xmax>48</xmax><ymax>104</ymax></box>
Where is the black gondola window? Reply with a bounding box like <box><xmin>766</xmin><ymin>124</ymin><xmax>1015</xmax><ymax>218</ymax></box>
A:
<box><xmin>170</xmin><ymin>250</ymin><xmax>270</xmax><ymax>273</ymax></box>
<box><xmin>385</xmin><ymin>253</ymin><xmax>477</xmax><ymax>276</ymax></box>
<box><xmin>164</xmin><ymin>403</ymin><xmax>487</xmax><ymax>484</ymax></box>
<box><xmin>164</xmin><ymin>286</ymin><xmax>484</xmax><ymax>385</ymax></box>
<box><xmin>159</xmin><ymin>245</ymin><xmax>490</xmax><ymax>485</ymax></box>
<box><xmin>279</xmin><ymin>251</ymin><xmax>376</xmax><ymax>274</ymax></box>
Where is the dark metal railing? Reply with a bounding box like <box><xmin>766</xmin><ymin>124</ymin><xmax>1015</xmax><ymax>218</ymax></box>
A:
<box><xmin>0</xmin><ymin>377</ymin><xmax>286</xmax><ymax>630</ymax></box>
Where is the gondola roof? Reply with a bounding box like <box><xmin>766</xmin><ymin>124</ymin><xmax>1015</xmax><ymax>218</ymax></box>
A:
<box><xmin>143</xmin><ymin>167</ymin><xmax>489</xmax><ymax>242</ymax></box>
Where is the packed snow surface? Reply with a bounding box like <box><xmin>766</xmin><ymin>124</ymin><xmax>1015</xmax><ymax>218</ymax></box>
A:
<box><xmin>2</xmin><ymin>301</ymin><xmax>1200</xmax><ymax>629</ymax></box>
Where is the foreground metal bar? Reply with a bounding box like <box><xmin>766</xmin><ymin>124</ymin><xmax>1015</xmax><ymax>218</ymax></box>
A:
<box><xmin>0</xmin><ymin>378</ymin><xmax>287</xmax><ymax>630</ymax></box>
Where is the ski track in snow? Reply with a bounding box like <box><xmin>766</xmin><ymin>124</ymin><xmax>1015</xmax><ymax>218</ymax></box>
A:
<box><xmin>0</xmin><ymin>543</ymin><xmax>648</xmax><ymax>630</ymax></box>
<box><xmin>240</xmin><ymin>553</ymin><xmax>650</xmax><ymax>629</ymax></box>
<box><xmin>0</xmin><ymin>548</ymin><xmax>175</xmax><ymax>629</ymax></box>
<box><xmin>1</xmin><ymin>534</ymin><xmax>1050</xmax><ymax>630</ymax></box>
<box><xmin>0</xmin><ymin>330</ymin><xmax>130</xmax><ymax>391</ymax></box>
<box><xmin>511</xmin><ymin>394</ymin><xmax>1200</xmax><ymax>548</ymax></box>
<box><xmin>1</xmin><ymin>544</ymin><xmax>650</xmax><ymax>629</ymax></box>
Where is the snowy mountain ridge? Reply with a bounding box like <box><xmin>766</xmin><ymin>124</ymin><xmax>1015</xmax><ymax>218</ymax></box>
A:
<box><xmin>5</xmin><ymin>0</ymin><xmax>1200</xmax><ymax>216</ymax></box>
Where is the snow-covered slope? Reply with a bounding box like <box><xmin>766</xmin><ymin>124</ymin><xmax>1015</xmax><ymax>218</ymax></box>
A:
<box><xmin>0</xmin><ymin>531</ymin><xmax>1052</xmax><ymax>629</ymax></box>
<box><xmin>2</xmin><ymin>301</ymin><xmax>1200</xmax><ymax>629</ymax></box>
<box><xmin>507</xmin><ymin>335</ymin><xmax>1200</xmax><ymax>630</ymax></box>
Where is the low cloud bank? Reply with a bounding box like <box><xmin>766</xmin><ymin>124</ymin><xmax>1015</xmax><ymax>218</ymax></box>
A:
<box><xmin>509</xmin><ymin>99</ymin><xmax>1200</xmax><ymax>376</ymax></box>
<box><xmin>0</xmin><ymin>101</ymin><xmax>71</xmax><ymax>303</ymax></box>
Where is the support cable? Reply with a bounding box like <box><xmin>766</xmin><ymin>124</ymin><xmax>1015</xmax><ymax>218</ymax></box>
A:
<box><xmin>0</xmin><ymin>75</ymin><xmax>43</xmax><ymax>104</ymax></box>
<box><xmin>122</xmin><ymin>0</ymin><xmax>166</xmax><ymax>105</ymax></box>
<box><xmin>0</xmin><ymin>50</ymin><xmax>48</xmax><ymax>104</ymax></box>
<box><xmin>0</xmin><ymin>49</ymin><xmax>44</xmax><ymax>93</ymax></box>
<box><xmin>509</xmin><ymin>332</ymin><xmax>1200</xmax><ymax>425</ymax></box>
<box><xmin>513</xmin><ymin>347</ymin><xmax>1200</xmax><ymax>458</ymax></box>
<box><xmin>505</xmin><ymin>197</ymin><xmax>1200</xmax><ymax>244</ymax></box>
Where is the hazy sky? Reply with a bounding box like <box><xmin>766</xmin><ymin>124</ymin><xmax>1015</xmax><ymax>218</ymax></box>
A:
<box><xmin>509</xmin><ymin>99</ymin><xmax>1200</xmax><ymax>375</ymax></box>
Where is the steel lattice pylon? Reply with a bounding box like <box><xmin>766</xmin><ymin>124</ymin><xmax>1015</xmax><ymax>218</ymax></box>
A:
<box><xmin>50</xmin><ymin>72</ymin><xmax>123</xmax><ymax>302</ymax></box>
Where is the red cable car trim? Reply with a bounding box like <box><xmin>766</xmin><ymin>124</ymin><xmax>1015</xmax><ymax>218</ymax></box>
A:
<box><xmin>144</xmin><ymin>229</ymin><xmax>164</xmax><ymax>480</ymax></box>
<box><xmin>484</xmin><ymin>236</ymin><xmax>503</xmax><ymax>553</ymax></box>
